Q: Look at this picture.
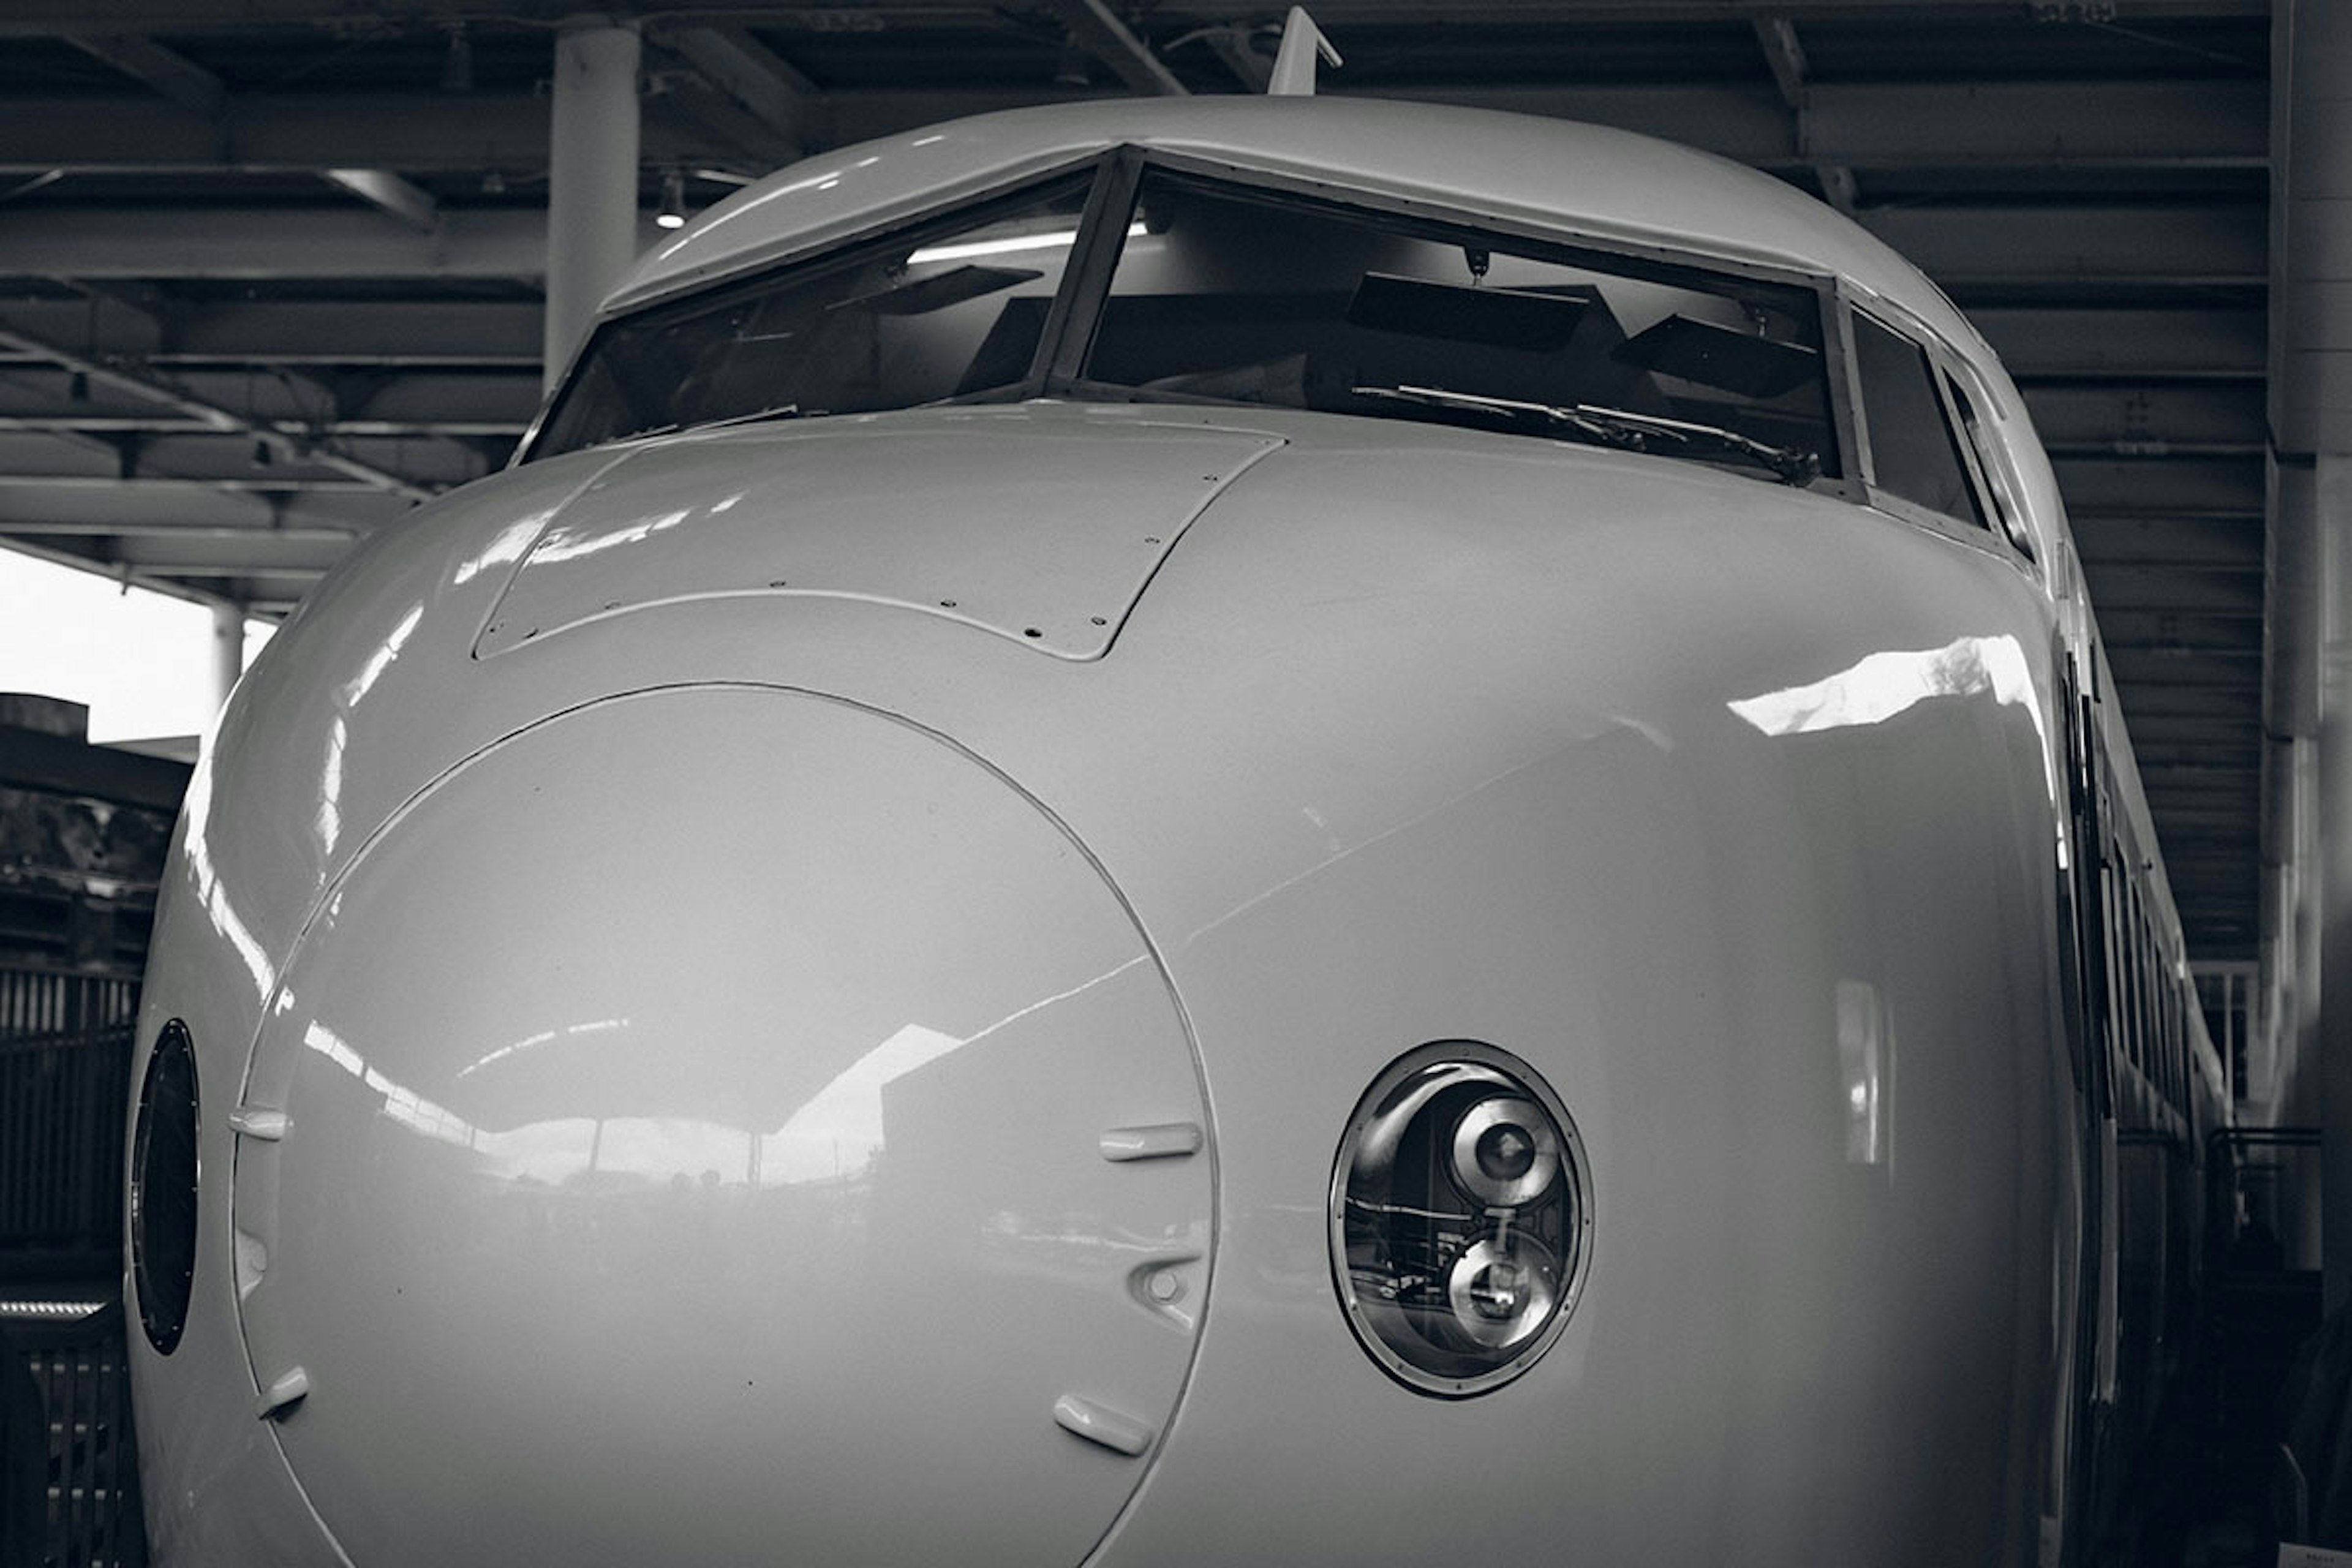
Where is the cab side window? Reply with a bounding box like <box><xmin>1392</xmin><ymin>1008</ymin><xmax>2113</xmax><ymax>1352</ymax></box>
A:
<box><xmin>1853</xmin><ymin>314</ymin><xmax>1986</xmax><ymax>530</ymax></box>
<box><xmin>1944</xmin><ymin>372</ymin><xmax>2037</xmax><ymax>562</ymax></box>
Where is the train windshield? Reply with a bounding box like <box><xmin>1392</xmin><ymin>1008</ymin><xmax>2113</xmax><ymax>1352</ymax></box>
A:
<box><xmin>1081</xmin><ymin>168</ymin><xmax>1838</xmax><ymax>483</ymax></box>
<box><xmin>531</xmin><ymin>174</ymin><xmax>1095</xmax><ymax>456</ymax></box>
<box><xmin>530</xmin><ymin>160</ymin><xmax>1841</xmax><ymax>484</ymax></box>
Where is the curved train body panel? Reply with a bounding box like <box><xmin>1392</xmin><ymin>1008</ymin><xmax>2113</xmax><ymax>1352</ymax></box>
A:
<box><xmin>127</xmin><ymin>96</ymin><xmax>2222</xmax><ymax>1566</ymax></box>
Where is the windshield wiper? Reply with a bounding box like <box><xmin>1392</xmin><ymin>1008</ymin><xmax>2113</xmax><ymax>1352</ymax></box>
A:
<box><xmin>1351</xmin><ymin>383</ymin><xmax>1822</xmax><ymax>487</ymax></box>
<box><xmin>701</xmin><ymin>401</ymin><xmax>805</xmax><ymax>429</ymax></box>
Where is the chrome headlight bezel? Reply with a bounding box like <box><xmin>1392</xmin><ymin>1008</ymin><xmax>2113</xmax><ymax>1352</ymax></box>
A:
<box><xmin>1329</xmin><ymin>1040</ymin><xmax>1591</xmax><ymax>1397</ymax></box>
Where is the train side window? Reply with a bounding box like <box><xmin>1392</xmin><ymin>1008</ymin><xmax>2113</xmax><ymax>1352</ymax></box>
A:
<box><xmin>1943</xmin><ymin>373</ymin><xmax>2037</xmax><ymax>563</ymax></box>
<box><xmin>1852</xmin><ymin>314</ymin><xmax>1987</xmax><ymax>530</ymax></box>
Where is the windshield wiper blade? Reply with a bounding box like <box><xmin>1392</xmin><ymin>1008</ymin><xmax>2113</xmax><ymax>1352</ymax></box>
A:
<box><xmin>1352</xmin><ymin>383</ymin><xmax>1822</xmax><ymax>486</ymax></box>
<box><xmin>701</xmin><ymin>401</ymin><xmax>805</xmax><ymax>429</ymax></box>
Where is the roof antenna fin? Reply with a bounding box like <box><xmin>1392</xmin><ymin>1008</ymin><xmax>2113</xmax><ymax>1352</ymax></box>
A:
<box><xmin>1268</xmin><ymin>7</ymin><xmax>1340</xmax><ymax>96</ymax></box>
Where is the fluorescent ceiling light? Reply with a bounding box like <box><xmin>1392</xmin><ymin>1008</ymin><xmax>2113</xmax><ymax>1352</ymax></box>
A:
<box><xmin>908</xmin><ymin>221</ymin><xmax>1146</xmax><ymax>265</ymax></box>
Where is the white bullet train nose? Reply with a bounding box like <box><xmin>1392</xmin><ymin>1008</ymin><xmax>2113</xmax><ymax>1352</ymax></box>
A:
<box><xmin>228</xmin><ymin>685</ymin><xmax>1212</xmax><ymax>1566</ymax></box>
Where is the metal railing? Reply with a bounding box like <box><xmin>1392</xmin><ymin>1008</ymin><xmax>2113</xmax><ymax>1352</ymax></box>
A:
<box><xmin>0</xmin><ymin>970</ymin><xmax>138</xmax><ymax>1272</ymax></box>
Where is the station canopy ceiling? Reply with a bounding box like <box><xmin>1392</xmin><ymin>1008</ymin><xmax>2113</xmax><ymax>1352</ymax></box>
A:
<box><xmin>0</xmin><ymin>0</ymin><xmax>2272</xmax><ymax>960</ymax></box>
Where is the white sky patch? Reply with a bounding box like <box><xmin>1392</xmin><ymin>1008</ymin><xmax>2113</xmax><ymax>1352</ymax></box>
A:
<box><xmin>1727</xmin><ymin>634</ymin><xmax>2043</xmax><ymax>741</ymax></box>
<box><xmin>0</xmin><ymin>546</ymin><xmax>274</xmax><ymax>743</ymax></box>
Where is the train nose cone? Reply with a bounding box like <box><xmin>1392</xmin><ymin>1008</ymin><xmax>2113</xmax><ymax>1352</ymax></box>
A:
<box><xmin>230</xmin><ymin>688</ymin><xmax>1211</xmax><ymax>1567</ymax></box>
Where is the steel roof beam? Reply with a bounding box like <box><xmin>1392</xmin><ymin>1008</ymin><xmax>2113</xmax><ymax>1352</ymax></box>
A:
<box><xmin>0</xmin><ymin>297</ymin><xmax>545</xmax><ymax>364</ymax></box>
<box><xmin>1978</xmin><ymin>307</ymin><xmax>2267</xmax><ymax>380</ymax></box>
<box><xmin>0</xmin><ymin>0</ymin><xmax>2272</xmax><ymax>32</ymax></box>
<box><xmin>0</xmin><ymin>414</ymin><xmax>526</xmax><ymax>438</ymax></box>
<box><xmin>648</xmin><ymin>23</ymin><xmax>825</xmax><ymax>159</ymax></box>
<box><xmin>0</xmin><ymin>478</ymin><xmax>398</xmax><ymax>531</ymax></box>
<box><xmin>2054</xmin><ymin>454</ymin><xmax>2265</xmax><ymax>514</ymax></box>
<box><xmin>2022</xmin><ymin>383</ymin><xmax>2268</xmax><ymax>449</ymax></box>
<box><xmin>1752</xmin><ymin>17</ymin><xmax>1855</xmax><ymax>214</ymax></box>
<box><xmin>0</xmin><ymin>202</ymin><xmax>2263</xmax><ymax>292</ymax></box>
<box><xmin>0</xmin><ymin>322</ymin><xmax>434</xmax><ymax>500</ymax></box>
<box><xmin>60</xmin><ymin>34</ymin><xmax>225</xmax><ymax>120</ymax></box>
<box><xmin>2071</xmin><ymin>564</ymin><xmax>2266</xmax><ymax>617</ymax></box>
<box><xmin>0</xmin><ymin>207</ymin><xmax>553</xmax><ymax>279</ymax></box>
<box><xmin>0</xmin><ymin>81</ymin><xmax>2264</xmax><ymax>175</ymax></box>
<box><xmin>1862</xmin><ymin>205</ymin><xmax>2267</xmax><ymax>289</ymax></box>
<box><xmin>1200</xmin><ymin>26</ymin><xmax>1273</xmax><ymax>92</ymax></box>
<box><xmin>2070</xmin><ymin>514</ymin><xmax>2267</xmax><ymax>568</ymax></box>
<box><xmin>1038</xmin><ymin>0</ymin><xmax>1188</xmax><ymax>97</ymax></box>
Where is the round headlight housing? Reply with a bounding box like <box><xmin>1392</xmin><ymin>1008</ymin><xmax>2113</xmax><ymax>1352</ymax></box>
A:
<box><xmin>131</xmin><ymin>1017</ymin><xmax>200</xmax><ymax>1354</ymax></box>
<box><xmin>1330</xmin><ymin>1041</ymin><xmax>1590</xmax><ymax>1396</ymax></box>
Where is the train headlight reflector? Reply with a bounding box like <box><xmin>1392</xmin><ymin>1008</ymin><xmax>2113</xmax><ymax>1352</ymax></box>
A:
<box><xmin>131</xmin><ymin>1019</ymin><xmax>200</xmax><ymax>1355</ymax></box>
<box><xmin>1330</xmin><ymin>1042</ymin><xmax>1590</xmax><ymax>1396</ymax></box>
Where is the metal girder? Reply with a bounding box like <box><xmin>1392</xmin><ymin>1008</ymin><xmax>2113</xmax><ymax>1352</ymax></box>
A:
<box><xmin>1</xmin><ymin>519</ymin><xmax>352</xmax><ymax>542</ymax></box>
<box><xmin>1751</xmin><ymin>17</ymin><xmax>1855</xmax><ymax>215</ymax></box>
<box><xmin>0</xmin><ymin>206</ymin><xmax>556</xmax><ymax>281</ymax></box>
<box><xmin>0</xmin><ymin>204</ymin><xmax>2266</xmax><ymax>298</ymax></box>
<box><xmin>0</xmin><ymin>0</ymin><xmax>2272</xmax><ymax>32</ymax></box>
<box><xmin>1976</xmin><ymin>308</ymin><xmax>2266</xmax><ymax>380</ymax></box>
<box><xmin>2022</xmin><ymin>383</ymin><xmax>2267</xmax><ymax>451</ymax></box>
<box><xmin>0</xmin><ymin>479</ymin><xmax>398</xmax><ymax>532</ymax></box>
<box><xmin>0</xmin><ymin>322</ymin><xmax>436</xmax><ymax>500</ymax></box>
<box><xmin>2101</xmin><ymin>609</ymin><xmax>2265</xmax><ymax>651</ymax></box>
<box><xmin>2106</xmin><ymin>650</ymin><xmax>2264</xmax><ymax>690</ymax></box>
<box><xmin>61</xmin><ymin>34</ymin><xmax>225</xmax><ymax>120</ymax></box>
<box><xmin>2052</xmin><ymin>454</ymin><xmax>2264</xmax><ymax>514</ymax></box>
<box><xmin>649</xmin><ymin>23</ymin><xmax>825</xmax><ymax>159</ymax></box>
<box><xmin>1860</xmin><ymin>205</ymin><xmax>2266</xmax><ymax>289</ymax></box>
<box><xmin>1201</xmin><ymin>26</ymin><xmax>1273</xmax><ymax>92</ymax></box>
<box><xmin>2107</xmin><ymin>684</ymin><xmax>2264</xmax><ymax>722</ymax></box>
<box><xmin>0</xmin><ymin>297</ymin><xmax>543</xmax><ymax>366</ymax></box>
<box><xmin>0</xmin><ymin>413</ymin><xmax>526</xmax><ymax>439</ymax></box>
<box><xmin>1802</xmin><ymin>80</ymin><xmax>2263</xmax><ymax>168</ymax></box>
<box><xmin>0</xmin><ymin>80</ymin><xmax>2267</xmax><ymax>175</ymax></box>
<box><xmin>2072</xmin><ymin>562</ymin><xmax>2265</xmax><ymax>617</ymax></box>
<box><xmin>322</xmin><ymin>169</ymin><xmax>439</xmax><ymax>232</ymax></box>
<box><xmin>66</xmin><ymin>529</ymin><xmax>348</xmax><ymax>573</ymax></box>
<box><xmin>0</xmin><ymin>474</ymin><xmax>380</xmax><ymax>494</ymax></box>
<box><xmin>2069</xmin><ymin>513</ymin><xmax>2266</xmax><ymax>569</ymax></box>
<box><xmin>0</xmin><ymin>95</ymin><xmax>743</xmax><ymax>176</ymax></box>
<box><xmin>1036</xmin><ymin>0</ymin><xmax>1188</xmax><ymax>97</ymax></box>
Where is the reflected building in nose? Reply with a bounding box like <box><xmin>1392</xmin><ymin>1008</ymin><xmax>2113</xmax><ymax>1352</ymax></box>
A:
<box><xmin>224</xmin><ymin>686</ymin><xmax>1212</xmax><ymax>1568</ymax></box>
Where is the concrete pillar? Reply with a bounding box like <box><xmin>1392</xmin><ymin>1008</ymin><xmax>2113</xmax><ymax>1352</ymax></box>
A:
<box><xmin>2323</xmin><ymin>460</ymin><xmax>2352</xmax><ymax>1309</ymax></box>
<box><xmin>2274</xmin><ymin>0</ymin><xmax>2352</xmax><ymax>1310</ymax></box>
<box><xmin>544</xmin><ymin>18</ymin><xmax>641</xmax><ymax>393</ymax></box>
<box><xmin>208</xmin><ymin>601</ymin><xmax>244</xmax><ymax>715</ymax></box>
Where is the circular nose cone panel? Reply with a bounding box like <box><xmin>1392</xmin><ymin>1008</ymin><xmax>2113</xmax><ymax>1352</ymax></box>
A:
<box><xmin>232</xmin><ymin>688</ymin><xmax>1210</xmax><ymax>1568</ymax></box>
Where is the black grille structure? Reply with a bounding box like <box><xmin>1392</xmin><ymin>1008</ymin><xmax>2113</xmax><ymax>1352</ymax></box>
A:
<box><xmin>4</xmin><ymin>1301</ymin><xmax>148</xmax><ymax>1568</ymax></box>
<box><xmin>0</xmin><ymin>971</ymin><xmax>137</xmax><ymax>1273</ymax></box>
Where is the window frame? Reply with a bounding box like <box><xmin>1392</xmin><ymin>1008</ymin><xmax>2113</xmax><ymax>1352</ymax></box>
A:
<box><xmin>518</xmin><ymin>143</ymin><xmax>1868</xmax><ymax>496</ymax></box>
<box><xmin>1839</xmin><ymin>292</ymin><xmax>2038</xmax><ymax>571</ymax></box>
<box><xmin>1052</xmin><ymin>149</ymin><xmax>1860</xmax><ymax>495</ymax></box>
<box><xmin>514</xmin><ymin>152</ymin><xmax>1125</xmax><ymax>463</ymax></box>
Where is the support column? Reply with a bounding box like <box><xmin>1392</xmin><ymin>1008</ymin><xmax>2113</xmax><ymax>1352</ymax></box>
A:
<box><xmin>208</xmin><ymin>601</ymin><xmax>244</xmax><ymax>715</ymax></box>
<box><xmin>2274</xmin><ymin>0</ymin><xmax>2352</xmax><ymax>1311</ymax></box>
<box><xmin>544</xmin><ymin>18</ymin><xmax>641</xmax><ymax>393</ymax></box>
<box><xmin>2323</xmin><ymin>461</ymin><xmax>2352</xmax><ymax>1308</ymax></box>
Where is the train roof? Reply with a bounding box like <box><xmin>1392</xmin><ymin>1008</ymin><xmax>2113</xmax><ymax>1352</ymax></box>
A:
<box><xmin>609</xmin><ymin>95</ymin><xmax>1981</xmax><ymax>358</ymax></box>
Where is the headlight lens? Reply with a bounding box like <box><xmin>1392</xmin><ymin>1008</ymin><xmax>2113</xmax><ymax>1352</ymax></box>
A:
<box><xmin>131</xmin><ymin>1018</ymin><xmax>200</xmax><ymax>1355</ymax></box>
<box><xmin>1329</xmin><ymin>1041</ymin><xmax>1589</xmax><ymax>1396</ymax></box>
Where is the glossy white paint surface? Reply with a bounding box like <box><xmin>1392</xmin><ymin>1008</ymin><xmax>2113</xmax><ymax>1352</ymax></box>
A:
<box><xmin>130</xmin><ymin>97</ymin><xmax>2113</xmax><ymax>1568</ymax></box>
<box><xmin>227</xmin><ymin>686</ymin><xmax>1207</xmax><ymax>1566</ymax></box>
<box><xmin>478</xmin><ymin>414</ymin><xmax>1284</xmax><ymax>660</ymax></box>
